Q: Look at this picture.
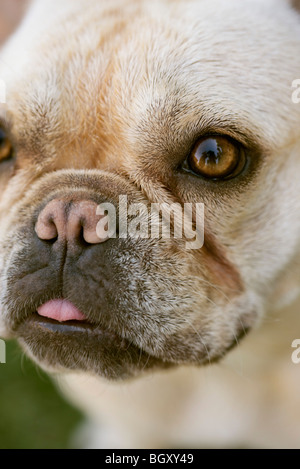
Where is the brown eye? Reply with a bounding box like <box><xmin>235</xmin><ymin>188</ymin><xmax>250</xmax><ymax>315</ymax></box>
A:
<box><xmin>0</xmin><ymin>128</ymin><xmax>13</xmax><ymax>162</ymax></box>
<box><xmin>186</xmin><ymin>136</ymin><xmax>245</xmax><ymax>179</ymax></box>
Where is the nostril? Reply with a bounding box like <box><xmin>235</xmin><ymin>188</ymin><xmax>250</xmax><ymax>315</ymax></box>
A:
<box><xmin>39</xmin><ymin>232</ymin><xmax>58</xmax><ymax>245</ymax></box>
<box><xmin>75</xmin><ymin>224</ymin><xmax>91</xmax><ymax>247</ymax></box>
<box><xmin>83</xmin><ymin>224</ymin><xmax>108</xmax><ymax>244</ymax></box>
<box><xmin>35</xmin><ymin>216</ymin><xmax>59</xmax><ymax>242</ymax></box>
<box><xmin>35</xmin><ymin>198</ymin><xmax>111</xmax><ymax>246</ymax></box>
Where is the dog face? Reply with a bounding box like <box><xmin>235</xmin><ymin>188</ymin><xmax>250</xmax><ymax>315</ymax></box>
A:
<box><xmin>0</xmin><ymin>0</ymin><xmax>299</xmax><ymax>379</ymax></box>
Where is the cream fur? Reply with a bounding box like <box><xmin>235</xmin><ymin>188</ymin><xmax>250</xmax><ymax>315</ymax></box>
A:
<box><xmin>0</xmin><ymin>0</ymin><xmax>300</xmax><ymax>448</ymax></box>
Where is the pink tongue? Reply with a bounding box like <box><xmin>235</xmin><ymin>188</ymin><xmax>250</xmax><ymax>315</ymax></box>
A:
<box><xmin>37</xmin><ymin>299</ymin><xmax>87</xmax><ymax>322</ymax></box>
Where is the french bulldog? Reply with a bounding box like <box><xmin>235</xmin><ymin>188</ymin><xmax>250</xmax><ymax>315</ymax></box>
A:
<box><xmin>0</xmin><ymin>0</ymin><xmax>300</xmax><ymax>448</ymax></box>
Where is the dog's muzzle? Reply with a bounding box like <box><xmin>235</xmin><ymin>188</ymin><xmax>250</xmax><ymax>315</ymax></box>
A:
<box><xmin>3</xmin><ymin>185</ymin><xmax>174</xmax><ymax>378</ymax></box>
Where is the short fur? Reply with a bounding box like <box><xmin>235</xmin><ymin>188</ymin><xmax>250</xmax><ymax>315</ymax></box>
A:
<box><xmin>0</xmin><ymin>0</ymin><xmax>300</xmax><ymax>448</ymax></box>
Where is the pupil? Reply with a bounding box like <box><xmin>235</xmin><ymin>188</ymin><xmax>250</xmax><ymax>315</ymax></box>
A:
<box><xmin>199</xmin><ymin>139</ymin><xmax>221</xmax><ymax>165</ymax></box>
<box><xmin>204</xmin><ymin>151</ymin><xmax>219</xmax><ymax>165</ymax></box>
<box><xmin>0</xmin><ymin>129</ymin><xmax>5</xmax><ymax>145</ymax></box>
<box><xmin>0</xmin><ymin>129</ymin><xmax>8</xmax><ymax>149</ymax></box>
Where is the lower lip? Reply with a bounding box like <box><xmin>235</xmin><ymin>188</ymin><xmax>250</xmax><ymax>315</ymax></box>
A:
<box><xmin>20</xmin><ymin>313</ymin><xmax>122</xmax><ymax>340</ymax></box>
<box><xmin>15</xmin><ymin>313</ymin><xmax>167</xmax><ymax>378</ymax></box>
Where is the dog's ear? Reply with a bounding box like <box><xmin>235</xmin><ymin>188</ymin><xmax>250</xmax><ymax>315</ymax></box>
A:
<box><xmin>291</xmin><ymin>0</ymin><xmax>300</xmax><ymax>12</ymax></box>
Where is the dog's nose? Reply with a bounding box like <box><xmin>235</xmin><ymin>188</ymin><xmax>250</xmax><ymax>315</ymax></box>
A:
<box><xmin>35</xmin><ymin>199</ymin><xmax>108</xmax><ymax>244</ymax></box>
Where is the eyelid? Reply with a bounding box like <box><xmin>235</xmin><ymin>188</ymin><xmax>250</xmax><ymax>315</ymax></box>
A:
<box><xmin>191</xmin><ymin>132</ymin><xmax>244</xmax><ymax>151</ymax></box>
<box><xmin>192</xmin><ymin>114</ymin><xmax>264</xmax><ymax>146</ymax></box>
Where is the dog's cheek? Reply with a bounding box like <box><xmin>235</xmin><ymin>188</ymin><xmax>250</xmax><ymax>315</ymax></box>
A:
<box><xmin>141</xmin><ymin>289</ymin><xmax>262</xmax><ymax>364</ymax></box>
<box><xmin>0</xmin><ymin>243</ymin><xmax>14</xmax><ymax>338</ymax></box>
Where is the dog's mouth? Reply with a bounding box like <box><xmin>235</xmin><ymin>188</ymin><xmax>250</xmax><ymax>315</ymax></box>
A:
<box><xmin>30</xmin><ymin>299</ymin><xmax>119</xmax><ymax>340</ymax></box>
<box><xmin>11</xmin><ymin>295</ymin><xmax>252</xmax><ymax>379</ymax></box>
<box><xmin>15</xmin><ymin>299</ymin><xmax>172</xmax><ymax>379</ymax></box>
<box><xmin>22</xmin><ymin>313</ymin><xmax>120</xmax><ymax>342</ymax></box>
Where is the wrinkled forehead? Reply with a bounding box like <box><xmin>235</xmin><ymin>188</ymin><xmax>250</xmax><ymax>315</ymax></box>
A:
<box><xmin>1</xmin><ymin>0</ymin><xmax>300</xmax><ymax>153</ymax></box>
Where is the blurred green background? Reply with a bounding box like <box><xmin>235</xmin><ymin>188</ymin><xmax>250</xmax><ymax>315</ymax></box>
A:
<box><xmin>0</xmin><ymin>2</ymin><xmax>83</xmax><ymax>451</ymax></box>
<box><xmin>0</xmin><ymin>1</ymin><xmax>84</xmax><ymax>451</ymax></box>
<box><xmin>0</xmin><ymin>340</ymin><xmax>83</xmax><ymax>449</ymax></box>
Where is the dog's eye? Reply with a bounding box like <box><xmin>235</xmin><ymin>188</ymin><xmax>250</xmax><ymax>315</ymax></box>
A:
<box><xmin>184</xmin><ymin>136</ymin><xmax>245</xmax><ymax>180</ymax></box>
<box><xmin>0</xmin><ymin>128</ymin><xmax>14</xmax><ymax>162</ymax></box>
